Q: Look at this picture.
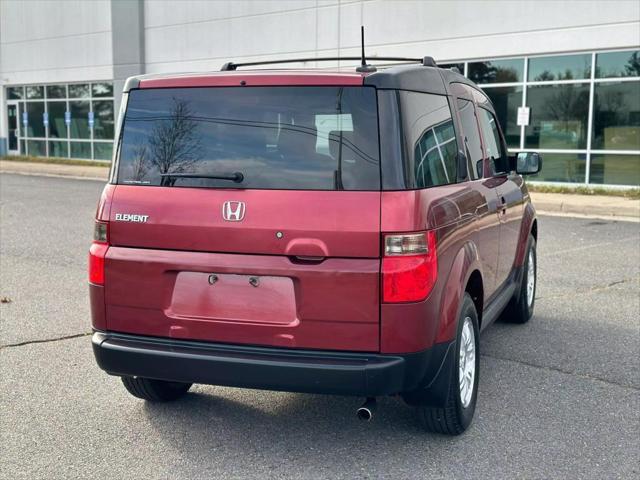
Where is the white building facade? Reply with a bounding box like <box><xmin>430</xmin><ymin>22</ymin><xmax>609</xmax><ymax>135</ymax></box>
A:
<box><xmin>1</xmin><ymin>0</ymin><xmax>639</xmax><ymax>186</ymax></box>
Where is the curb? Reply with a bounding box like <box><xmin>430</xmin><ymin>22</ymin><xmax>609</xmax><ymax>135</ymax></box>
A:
<box><xmin>530</xmin><ymin>193</ymin><xmax>640</xmax><ymax>221</ymax></box>
<box><xmin>536</xmin><ymin>210</ymin><xmax>639</xmax><ymax>223</ymax></box>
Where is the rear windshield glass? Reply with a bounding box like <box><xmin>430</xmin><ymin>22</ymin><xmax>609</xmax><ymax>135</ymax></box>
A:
<box><xmin>116</xmin><ymin>86</ymin><xmax>380</xmax><ymax>190</ymax></box>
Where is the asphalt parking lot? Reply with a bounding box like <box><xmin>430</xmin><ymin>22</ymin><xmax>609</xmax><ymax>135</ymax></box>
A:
<box><xmin>1</xmin><ymin>173</ymin><xmax>638</xmax><ymax>479</ymax></box>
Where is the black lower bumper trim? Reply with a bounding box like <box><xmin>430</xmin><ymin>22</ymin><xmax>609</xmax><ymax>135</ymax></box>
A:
<box><xmin>92</xmin><ymin>332</ymin><xmax>452</xmax><ymax>397</ymax></box>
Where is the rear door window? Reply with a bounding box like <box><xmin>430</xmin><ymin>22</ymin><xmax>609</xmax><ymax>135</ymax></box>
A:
<box><xmin>116</xmin><ymin>86</ymin><xmax>380</xmax><ymax>190</ymax></box>
<box><xmin>456</xmin><ymin>98</ymin><xmax>484</xmax><ymax>179</ymax></box>
<box><xmin>477</xmin><ymin>108</ymin><xmax>509</xmax><ymax>176</ymax></box>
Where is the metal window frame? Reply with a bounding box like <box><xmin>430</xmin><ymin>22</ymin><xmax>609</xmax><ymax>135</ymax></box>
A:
<box><xmin>439</xmin><ymin>47</ymin><xmax>640</xmax><ymax>187</ymax></box>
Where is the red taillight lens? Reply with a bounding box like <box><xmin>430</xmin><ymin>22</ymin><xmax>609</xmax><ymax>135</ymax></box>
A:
<box><xmin>382</xmin><ymin>231</ymin><xmax>437</xmax><ymax>303</ymax></box>
<box><xmin>88</xmin><ymin>243</ymin><xmax>108</xmax><ymax>285</ymax></box>
<box><xmin>89</xmin><ymin>221</ymin><xmax>109</xmax><ymax>285</ymax></box>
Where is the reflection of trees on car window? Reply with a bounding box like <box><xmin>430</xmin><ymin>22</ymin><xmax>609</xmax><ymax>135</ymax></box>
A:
<box><xmin>130</xmin><ymin>143</ymin><xmax>149</xmax><ymax>182</ymax></box>
<box><xmin>126</xmin><ymin>98</ymin><xmax>202</xmax><ymax>186</ymax></box>
<box><xmin>150</xmin><ymin>99</ymin><xmax>201</xmax><ymax>186</ymax></box>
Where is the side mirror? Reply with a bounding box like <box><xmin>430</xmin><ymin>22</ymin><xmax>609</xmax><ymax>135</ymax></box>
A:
<box><xmin>513</xmin><ymin>152</ymin><xmax>542</xmax><ymax>175</ymax></box>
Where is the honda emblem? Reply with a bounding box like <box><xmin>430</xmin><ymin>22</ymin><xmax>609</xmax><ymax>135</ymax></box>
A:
<box><xmin>222</xmin><ymin>201</ymin><xmax>246</xmax><ymax>221</ymax></box>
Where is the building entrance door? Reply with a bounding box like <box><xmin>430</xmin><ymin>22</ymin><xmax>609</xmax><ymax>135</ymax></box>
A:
<box><xmin>7</xmin><ymin>102</ymin><xmax>20</xmax><ymax>154</ymax></box>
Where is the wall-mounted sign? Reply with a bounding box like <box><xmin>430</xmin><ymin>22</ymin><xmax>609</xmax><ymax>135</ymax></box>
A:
<box><xmin>43</xmin><ymin>112</ymin><xmax>49</xmax><ymax>127</ymax></box>
<box><xmin>88</xmin><ymin>111</ymin><xmax>95</xmax><ymax>128</ymax></box>
<box><xmin>64</xmin><ymin>111</ymin><xmax>71</xmax><ymax>126</ymax></box>
<box><xmin>517</xmin><ymin>106</ymin><xmax>530</xmax><ymax>127</ymax></box>
<box><xmin>22</xmin><ymin>111</ymin><xmax>28</xmax><ymax>126</ymax></box>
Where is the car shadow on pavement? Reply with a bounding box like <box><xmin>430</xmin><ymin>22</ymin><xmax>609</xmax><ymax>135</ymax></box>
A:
<box><xmin>139</xmin><ymin>388</ymin><xmax>466</xmax><ymax>472</ymax></box>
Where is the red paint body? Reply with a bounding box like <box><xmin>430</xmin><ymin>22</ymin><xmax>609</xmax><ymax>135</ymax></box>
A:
<box><xmin>90</xmin><ymin>69</ymin><xmax>537</xmax><ymax>357</ymax></box>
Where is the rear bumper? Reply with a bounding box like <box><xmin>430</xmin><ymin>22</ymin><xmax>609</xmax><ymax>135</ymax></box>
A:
<box><xmin>92</xmin><ymin>331</ymin><xmax>453</xmax><ymax>397</ymax></box>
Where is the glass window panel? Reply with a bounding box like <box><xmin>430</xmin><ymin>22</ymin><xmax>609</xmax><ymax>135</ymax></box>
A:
<box><xmin>26</xmin><ymin>86</ymin><xmax>44</xmax><ymax>99</ymax></box>
<box><xmin>590</xmin><ymin>154</ymin><xmax>640</xmax><ymax>186</ymax></box>
<box><xmin>118</xmin><ymin>86</ymin><xmax>380</xmax><ymax>190</ymax></box>
<box><xmin>7</xmin><ymin>104</ymin><xmax>18</xmax><ymax>150</ymax></box>
<box><xmin>94</xmin><ymin>142</ymin><xmax>113</xmax><ymax>161</ymax></box>
<box><xmin>482</xmin><ymin>86</ymin><xmax>522</xmax><ymax>148</ymax></box>
<box><xmin>69</xmin><ymin>83</ymin><xmax>90</xmax><ymax>98</ymax></box>
<box><xmin>26</xmin><ymin>102</ymin><xmax>45</xmax><ymax>138</ymax></box>
<box><xmin>92</xmin><ymin>83</ymin><xmax>113</xmax><ymax>97</ymax></box>
<box><xmin>27</xmin><ymin>140</ymin><xmax>46</xmax><ymax>157</ymax></box>
<box><xmin>525</xmin><ymin>84</ymin><xmax>590</xmax><ymax>149</ymax></box>
<box><xmin>20</xmin><ymin>139</ymin><xmax>26</xmax><ymax>154</ymax></box>
<box><xmin>398</xmin><ymin>91</ymin><xmax>459</xmax><ymax>188</ymax></box>
<box><xmin>18</xmin><ymin>102</ymin><xmax>25</xmax><ymax>137</ymax></box>
<box><xmin>69</xmin><ymin>101</ymin><xmax>91</xmax><ymax>139</ymax></box>
<box><xmin>92</xmin><ymin>100</ymin><xmax>114</xmax><ymax>140</ymax></box>
<box><xmin>477</xmin><ymin>108</ymin><xmax>508</xmax><ymax>175</ymax></box>
<box><xmin>468</xmin><ymin>58</ymin><xmax>523</xmax><ymax>84</ymax></box>
<box><xmin>596</xmin><ymin>50</ymin><xmax>640</xmax><ymax>78</ymax></box>
<box><xmin>528</xmin><ymin>54</ymin><xmax>591</xmax><ymax>81</ymax></box>
<box><xmin>528</xmin><ymin>153</ymin><xmax>586</xmax><ymax>183</ymax></box>
<box><xmin>48</xmin><ymin>140</ymin><xmax>68</xmax><ymax>158</ymax></box>
<box><xmin>47</xmin><ymin>101</ymin><xmax>67</xmax><ymax>139</ymax></box>
<box><xmin>46</xmin><ymin>85</ymin><xmax>66</xmax><ymax>99</ymax></box>
<box><xmin>592</xmin><ymin>81</ymin><xmax>640</xmax><ymax>150</ymax></box>
<box><xmin>457</xmin><ymin>98</ymin><xmax>483</xmax><ymax>180</ymax></box>
<box><xmin>70</xmin><ymin>142</ymin><xmax>91</xmax><ymax>159</ymax></box>
<box><xmin>7</xmin><ymin>86</ymin><xmax>24</xmax><ymax>100</ymax></box>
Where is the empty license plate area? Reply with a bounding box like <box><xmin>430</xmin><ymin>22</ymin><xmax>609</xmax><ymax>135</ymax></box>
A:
<box><xmin>168</xmin><ymin>272</ymin><xmax>297</xmax><ymax>325</ymax></box>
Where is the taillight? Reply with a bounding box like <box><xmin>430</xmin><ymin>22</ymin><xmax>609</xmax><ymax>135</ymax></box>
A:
<box><xmin>89</xmin><ymin>221</ymin><xmax>109</xmax><ymax>285</ymax></box>
<box><xmin>382</xmin><ymin>231</ymin><xmax>437</xmax><ymax>303</ymax></box>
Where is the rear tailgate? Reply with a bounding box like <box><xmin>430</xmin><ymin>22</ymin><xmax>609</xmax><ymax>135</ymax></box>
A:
<box><xmin>105</xmin><ymin>187</ymin><xmax>381</xmax><ymax>351</ymax></box>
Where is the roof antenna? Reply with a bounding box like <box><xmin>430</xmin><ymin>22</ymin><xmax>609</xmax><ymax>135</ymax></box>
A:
<box><xmin>356</xmin><ymin>26</ymin><xmax>377</xmax><ymax>73</ymax></box>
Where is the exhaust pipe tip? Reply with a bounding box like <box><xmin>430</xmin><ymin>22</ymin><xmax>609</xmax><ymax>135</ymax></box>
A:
<box><xmin>357</xmin><ymin>397</ymin><xmax>376</xmax><ymax>421</ymax></box>
<box><xmin>356</xmin><ymin>407</ymin><xmax>373</xmax><ymax>421</ymax></box>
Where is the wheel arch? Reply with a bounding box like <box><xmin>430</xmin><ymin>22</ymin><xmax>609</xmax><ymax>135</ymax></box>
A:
<box><xmin>514</xmin><ymin>202</ymin><xmax>538</xmax><ymax>267</ymax></box>
<box><xmin>435</xmin><ymin>241</ymin><xmax>483</xmax><ymax>343</ymax></box>
<box><xmin>465</xmin><ymin>269</ymin><xmax>484</xmax><ymax>329</ymax></box>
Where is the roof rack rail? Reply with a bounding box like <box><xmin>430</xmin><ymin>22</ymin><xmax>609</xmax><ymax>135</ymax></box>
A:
<box><xmin>220</xmin><ymin>56</ymin><xmax>438</xmax><ymax>72</ymax></box>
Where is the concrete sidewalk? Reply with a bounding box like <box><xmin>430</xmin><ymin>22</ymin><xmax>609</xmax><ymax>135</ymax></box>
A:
<box><xmin>530</xmin><ymin>191</ymin><xmax>639</xmax><ymax>221</ymax></box>
<box><xmin>1</xmin><ymin>160</ymin><xmax>639</xmax><ymax>221</ymax></box>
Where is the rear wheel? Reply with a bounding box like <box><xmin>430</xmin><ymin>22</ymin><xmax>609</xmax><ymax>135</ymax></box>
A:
<box><xmin>502</xmin><ymin>235</ymin><xmax>536</xmax><ymax>324</ymax></box>
<box><xmin>417</xmin><ymin>293</ymin><xmax>479</xmax><ymax>435</ymax></box>
<box><xmin>121</xmin><ymin>376</ymin><xmax>192</xmax><ymax>402</ymax></box>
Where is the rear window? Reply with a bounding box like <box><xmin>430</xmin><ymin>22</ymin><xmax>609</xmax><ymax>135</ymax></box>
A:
<box><xmin>116</xmin><ymin>86</ymin><xmax>380</xmax><ymax>190</ymax></box>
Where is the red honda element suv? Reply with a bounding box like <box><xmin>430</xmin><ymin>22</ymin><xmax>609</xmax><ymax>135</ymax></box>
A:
<box><xmin>90</xmin><ymin>56</ymin><xmax>541</xmax><ymax>435</ymax></box>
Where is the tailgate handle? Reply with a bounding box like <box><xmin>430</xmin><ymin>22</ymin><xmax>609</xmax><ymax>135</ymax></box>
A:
<box><xmin>290</xmin><ymin>255</ymin><xmax>326</xmax><ymax>265</ymax></box>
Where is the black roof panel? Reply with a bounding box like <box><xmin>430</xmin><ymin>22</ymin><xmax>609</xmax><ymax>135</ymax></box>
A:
<box><xmin>364</xmin><ymin>64</ymin><xmax>448</xmax><ymax>95</ymax></box>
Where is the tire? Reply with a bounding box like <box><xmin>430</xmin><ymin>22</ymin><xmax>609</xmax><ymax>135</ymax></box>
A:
<box><xmin>417</xmin><ymin>293</ymin><xmax>480</xmax><ymax>435</ymax></box>
<box><xmin>121</xmin><ymin>376</ymin><xmax>192</xmax><ymax>402</ymax></box>
<box><xmin>502</xmin><ymin>235</ymin><xmax>536</xmax><ymax>324</ymax></box>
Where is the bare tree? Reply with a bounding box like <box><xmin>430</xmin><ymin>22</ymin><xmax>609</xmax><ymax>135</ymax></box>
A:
<box><xmin>147</xmin><ymin>98</ymin><xmax>201</xmax><ymax>186</ymax></box>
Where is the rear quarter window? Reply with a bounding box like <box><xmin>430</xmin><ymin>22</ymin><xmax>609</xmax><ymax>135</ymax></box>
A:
<box><xmin>116</xmin><ymin>86</ymin><xmax>380</xmax><ymax>190</ymax></box>
<box><xmin>399</xmin><ymin>91</ymin><xmax>459</xmax><ymax>188</ymax></box>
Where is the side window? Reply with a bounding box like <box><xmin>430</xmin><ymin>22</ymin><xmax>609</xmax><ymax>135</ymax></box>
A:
<box><xmin>399</xmin><ymin>91</ymin><xmax>458</xmax><ymax>188</ymax></box>
<box><xmin>477</xmin><ymin>108</ymin><xmax>509</xmax><ymax>175</ymax></box>
<box><xmin>457</xmin><ymin>98</ymin><xmax>483</xmax><ymax>179</ymax></box>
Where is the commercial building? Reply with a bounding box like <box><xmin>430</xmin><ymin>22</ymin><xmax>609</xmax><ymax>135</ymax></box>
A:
<box><xmin>1</xmin><ymin>0</ymin><xmax>639</xmax><ymax>186</ymax></box>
